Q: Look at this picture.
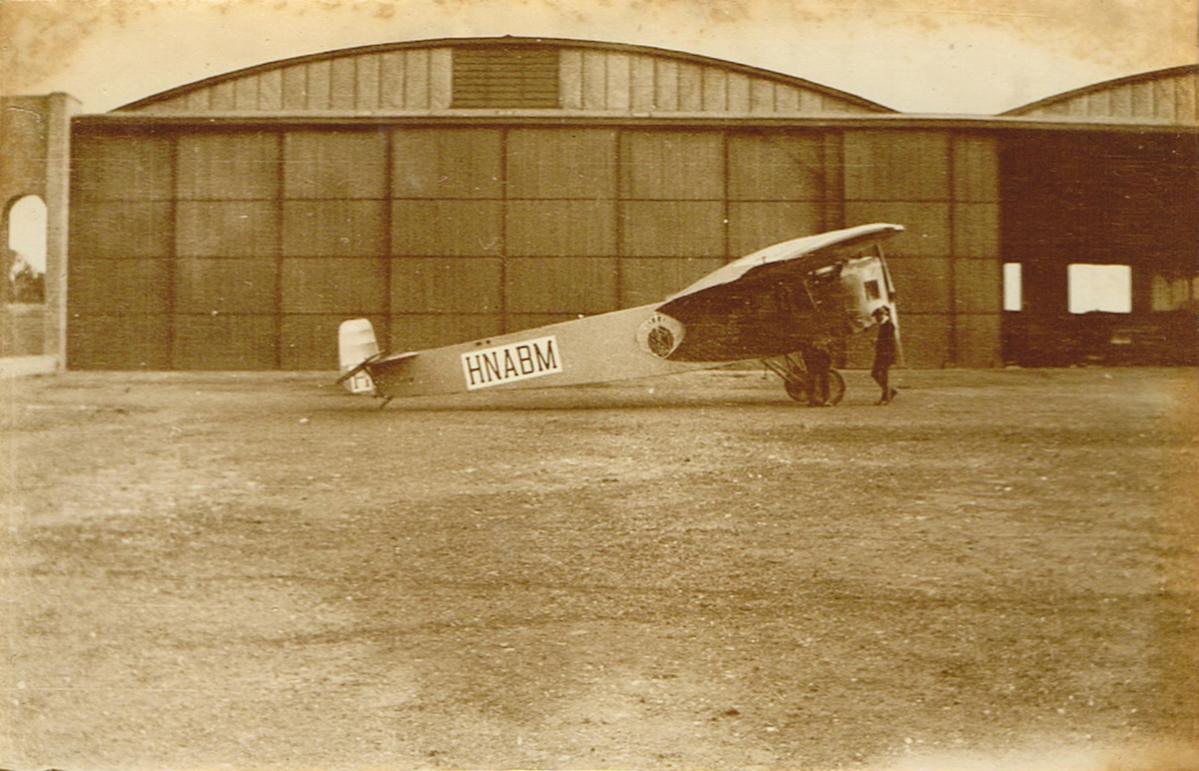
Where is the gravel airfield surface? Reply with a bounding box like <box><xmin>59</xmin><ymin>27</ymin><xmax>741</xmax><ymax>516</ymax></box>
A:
<box><xmin>2</xmin><ymin>367</ymin><xmax>1197</xmax><ymax>770</ymax></box>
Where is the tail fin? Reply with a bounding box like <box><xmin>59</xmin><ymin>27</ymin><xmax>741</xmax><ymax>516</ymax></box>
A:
<box><xmin>338</xmin><ymin>319</ymin><xmax>379</xmax><ymax>394</ymax></box>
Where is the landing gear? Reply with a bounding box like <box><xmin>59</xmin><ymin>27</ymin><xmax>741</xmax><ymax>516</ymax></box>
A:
<box><xmin>763</xmin><ymin>353</ymin><xmax>846</xmax><ymax>406</ymax></box>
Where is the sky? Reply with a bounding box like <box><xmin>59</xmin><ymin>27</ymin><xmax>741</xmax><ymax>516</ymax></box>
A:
<box><xmin>1</xmin><ymin>0</ymin><xmax>1197</xmax><ymax>115</ymax></box>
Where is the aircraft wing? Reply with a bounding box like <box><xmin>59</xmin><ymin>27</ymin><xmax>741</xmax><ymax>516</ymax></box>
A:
<box><xmin>652</xmin><ymin>223</ymin><xmax>904</xmax><ymax>362</ymax></box>
<box><xmin>661</xmin><ymin>223</ymin><xmax>904</xmax><ymax>305</ymax></box>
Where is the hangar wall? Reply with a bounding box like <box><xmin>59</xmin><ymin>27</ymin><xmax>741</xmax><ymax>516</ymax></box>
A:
<box><xmin>66</xmin><ymin>120</ymin><xmax>1000</xmax><ymax>370</ymax></box>
<box><xmin>0</xmin><ymin>94</ymin><xmax>78</xmax><ymax>361</ymax></box>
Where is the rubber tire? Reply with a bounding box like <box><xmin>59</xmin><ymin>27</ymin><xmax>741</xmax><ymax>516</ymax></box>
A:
<box><xmin>827</xmin><ymin>369</ymin><xmax>846</xmax><ymax>406</ymax></box>
<box><xmin>784</xmin><ymin>377</ymin><xmax>809</xmax><ymax>403</ymax></box>
<box><xmin>785</xmin><ymin>369</ymin><xmax>846</xmax><ymax>406</ymax></box>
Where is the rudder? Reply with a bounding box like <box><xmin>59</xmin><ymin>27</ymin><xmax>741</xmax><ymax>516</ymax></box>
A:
<box><xmin>338</xmin><ymin>319</ymin><xmax>379</xmax><ymax>394</ymax></box>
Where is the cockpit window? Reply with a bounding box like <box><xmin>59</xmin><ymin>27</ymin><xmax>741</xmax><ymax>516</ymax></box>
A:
<box><xmin>864</xmin><ymin>279</ymin><xmax>881</xmax><ymax>301</ymax></box>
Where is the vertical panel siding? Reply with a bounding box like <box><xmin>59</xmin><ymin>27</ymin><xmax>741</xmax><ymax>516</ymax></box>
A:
<box><xmin>176</xmin><ymin>201</ymin><xmax>278</xmax><ymax>258</ymax></box>
<box><xmin>951</xmin><ymin>135</ymin><xmax>998</xmax><ymax>203</ymax></box>
<box><xmin>306</xmin><ymin>60</ymin><xmax>332</xmax><ymax>109</ymax></box>
<box><xmin>355</xmin><ymin>54</ymin><xmax>381</xmax><ymax>110</ymax></box>
<box><xmin>186</xmin><ymin>88</ymin><xmax>211</xmax><ymax>111</ymax></box>
<box><xmin>280</xmin><ymin>258</ymin><xmax>387</xmax><ymax>312</ymax></box>
<box><xmin>173</xmin><ymin>315</ymin><xmax>275</xmax><ymax>369</ymax></box>
<box><xmin>844</xmin><ymin>131</ymin><xmax>950</xmax><ymax>202</ymax></box>
<box><xmin>380</xmin><ymin>52</ymin><xmax>406</xmax><ymax>109</ymax></box>
<box><xmin>953</xmin><ymin>258</ymin><xmax>1001</xmax><ymax>313</ymax></box>
<box><xmin>258</xmin><ymin>69</ymin><xmax>283</xmax><ymax>110</ymax></box>
<box><xmin>391</xmin><ymin>200</ymin><xmax>504</xmax><ymax>256</ymax></box>
<box><xmin>654</xmin><ymin>59</ymin><xmax>679</xmax><ymax>111</ymax></box>
<box><xmin>749</xmin><ymin>79</ymin><xmax>774</xmax><ymax>113</ymax></box>
<box><xmin>73</xmin><ymin>134</ymin><xmax>175</xmax><ymax>200</ymax></box>
<box><xmin>559</xmin><ymin>50</ymin><xmax>583</xmax><ymax>109</ymax></box>
<box><xmin>620</xmin><ymin>131</ymin><xmax>724</xmax><ymax>200</ymax></box>
<box><xmin>727</xmin><ymin>132</ymin><xmax>824</xmax><ymax>201</ymax></box>
<box><xmin>506</xmin><ymin>128</ymin><xmax>617</xmax><ymax>199</ymax></box>
<box><xmin>124</xmin><ymin>44</ymin><xmax>890</xmax><ymax>116</ymax></box>
<box><xmin>843</xmin><ymin>201</ymin><xmax>952</xmax><ymax>257</ymax></box>
<box><xmin>726</xmin><ymin>73</ymin><xmax>750</xmax><ymax>112</ymax></box>
<box><xmin>630</xmin><ymin>55</ymin><xmax>655</xmax><ymax>111</ymax></box>
<box><xmin>506</xmin><ymin>200</ymin><xmax>617</xmax><ymax>256</ymax></box>
<box><xmin>387</xmin><ymin>314</ymin><xmax>502</xmax><ymax>353</ymax></box>
<box><xmin>281</xmin><ymin>65</ymin><xmax>308</xmax><ymax>109</ymax></box>
<box><xmin>619</xmin><ymin>201</ymin><xmax>725</xmax><ymax>257</ymax></box>
<box><xmin>799</xmin><ymin>90</ymin><xmax>823</xmax><ymax>113</ymax></box>
<box><xmin>727</xmin><ymin>201</ymin><xmax>823</xmax><ymax>255</ymax></box>
<box><xmin>391</xmin><ymin>258</ymin><xmax>504</xmax><ymax>313</ymax></box>
<box><xmin>233</xmin><ymin>76</ymin><xmax>258</xmax><ymax>110</ymax></box>
<box><xmin>883</xmin><ymin>257</ymin><xmax>952</xmax><ymax>312</ymax></box>
<box><xmin>280</xmin><ymin>314</ymin><xmax>384</xmax><ymax>369</ymax></box>
<box><xmin>1131</xmin><ymin>80</ymin><xmax>1153</xmax><ymax>117</ymax></box>
<box><xmin>677</xmin><ymin>63</ymin><xmax>703</xmax><ymax>111</ymax></box>
<box><xmin>429</xmin><ymin>48</ymin><xmax>453</xmax><ymax>110</ymax></box>
<box><xmin>392</xmin><ymin>128</ymin><xmax>503</xmax><ymax>199</ymax></box>
<box><xmin>210</xmin><ymin>81</ymin><xmax>235</xmax><ymax>110</ymax></box>
<box><xmin>1176</xmin><ymin>75</ymin><xmax>1196</xmax><ymax>124</ymax></box>
<box><xmin>1153</xmin><ymin>78</ymin><xmax>1176</xmax><ymax>121</ymax></box>
<box><xmin>953</xmin><ymin>203</ymin><xmax>1000</xmax><ymax>259</ymax></box>
<box><xmin>1110</xmin><ymin>84</ymin><xmax>1132</xmax><ymax>118</ymax></box>
<box><xmin>701</xmin><ymin>68</ymin><xmax>727</xmax><ymax>111</ymax></box>
<box><xmin>774</xmin><ymin>85</ymin><xmax>800</xmax><ymax>112</ymax></box>
<box><xmin>1086</xmin><ymin>91</ymin><xmax>1111</xmax><ymax>116</ymax></box>
<box><xmin>68</xmin><ymin>316</ymin><xmax>171</xmax><ymax>369</ymax></box>
<box><xmin>281</xmin><ymin>201</ymin><xmax>388</xmax><ymax>257</ymax></box>
<box><xmin>177</xmin><ymin>133</ymin><xmax>279</xmax><ymax>200</ymax></box>
<box><xmin>331</xmin><ymin>58</ymin><xmax>357</xmax><ymax>110</ymax></box>
<box><xmin>282</xmin><ymin>131</ymin><xmax>387</xmax><ymax>199</ymax></box>
<box><xmin>954</xmin><ymin>315</ymin><xmax>1001</xmax><ymax>367</ymax></box>
<box><xmin>404</xmin><ymin>49</ymin><xmax>431</xmax><ymax>109</ymax></box>
<box><xmin>582</xmin><ymin>51</ymin><xmax>607</xmax><ymax>110</ymax></box>
<box><xmin>174</xmin><ymin>259</ymin><xmax>277</xmax><ymax>312</ymax></box>
<box><xmin>70</xmin><ymin>202</ymin><xmax>174</xmax><ymax>257</ymax></box>
<box><xmin>506</xmin><ymin>257</ymin><xmax>618</xmax><ymax>313</ymax></box>
<box><xmin>619</xmin><ymin>258</ymin><xmax>724</xmax><ymax>306</ymax></box>
<box><xmin>68</xmin><ymin>259</ymin><xmax>171</xmax><ymax>313</ymax></box>
<box><xmin>606</xmin><ymin>53</ymin><xmax>631</xmax><ymax>111</ymax></box>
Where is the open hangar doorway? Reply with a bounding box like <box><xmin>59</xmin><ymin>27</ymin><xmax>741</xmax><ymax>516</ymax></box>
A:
<box><xmin>999</xmin><ymin>129</ymin><xmax>1198</xmax><ymax>366</ymax></box>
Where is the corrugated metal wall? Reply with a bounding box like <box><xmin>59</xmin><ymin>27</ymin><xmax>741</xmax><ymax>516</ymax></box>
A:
<box><xmin>67</xmin><ymin>122</ymin><xmax>1001</xmax><ymax>369</ymax></box>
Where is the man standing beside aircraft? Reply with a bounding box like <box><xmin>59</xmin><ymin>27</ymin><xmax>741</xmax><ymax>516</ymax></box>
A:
<box><xmin>872</xmin><ymin>306</ymin><xmax>898</xmax><ymax>405</ymax></box>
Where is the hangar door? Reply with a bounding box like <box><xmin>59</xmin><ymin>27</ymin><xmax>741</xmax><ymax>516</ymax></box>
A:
<box><xmin>68</xmin><ymin>123</ymin><xmax>824</xmax><ymax>370</ymax></box>
<box><xmin>1000</xmin><ymin>131</ymin><xmax>1198</xmax><ymax>365</ymax></box>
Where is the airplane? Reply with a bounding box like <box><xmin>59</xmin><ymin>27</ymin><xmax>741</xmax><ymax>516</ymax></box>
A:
<box><xmin>337</xmin><ymin>222</ymin><xmax>903</xmax><ymax>407</ymax></box>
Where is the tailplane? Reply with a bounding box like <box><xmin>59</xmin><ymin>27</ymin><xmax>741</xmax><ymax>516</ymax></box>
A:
<box><xmin>338</xmin><ymin>319</ymin><xmax>379</xmax><ymax>394</ymax></box>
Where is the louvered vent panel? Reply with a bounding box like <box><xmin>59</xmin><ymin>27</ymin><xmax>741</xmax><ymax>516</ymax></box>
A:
<box><xmin>452</xmin><ymin>47</ymin><xmax>560</xmax><ymax>108</ymax></box>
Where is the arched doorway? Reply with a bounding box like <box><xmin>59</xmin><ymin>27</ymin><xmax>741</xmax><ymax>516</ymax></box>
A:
<box><xmin>3</xmin><ymin>194</ymin><xmax>48</xmax><ymax>356</ymax></box>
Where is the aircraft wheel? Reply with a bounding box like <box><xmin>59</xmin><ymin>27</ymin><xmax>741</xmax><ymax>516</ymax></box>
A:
<box><xmin>827</xmin><ymin>369</ymin><xmax>846</xmax><ymax>405</ymax></box>
<box><xmin>785</xmin><ymin>370</ymin><xmax>846</xmax><ymax>406</ymax></box>
<box><xmin>783</xmin><ymin>377</ymin><xmax>810</xmax><ymax>403</ymax></box>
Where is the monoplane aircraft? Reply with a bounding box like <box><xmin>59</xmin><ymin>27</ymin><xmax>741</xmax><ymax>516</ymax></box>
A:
<box><xmin>338</xmin><ymin>222</ymin><xmax>903</xmax><ymax>406</ymax></box>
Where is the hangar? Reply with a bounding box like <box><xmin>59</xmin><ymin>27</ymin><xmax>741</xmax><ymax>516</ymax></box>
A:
<box><xmin>2</xmin><ymin>37</ymin><xmax>1196</xmax><ymax>370</ymax></box>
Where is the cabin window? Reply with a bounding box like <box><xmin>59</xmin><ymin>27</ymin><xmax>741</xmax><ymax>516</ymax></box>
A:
<box><xmin>864</xmin><ymin>279</ymin><xmax>881</xmax><ymax>301</ymax></box>
<box><xmin>1003</xmin><ymin>263</ymin><xmax>1022</xmax><ymax>311</ymax></box>
<box><xmin>1067</xmin><ymin>263</ymin><xmax>1131</xmax><ymax>314</ymax></box>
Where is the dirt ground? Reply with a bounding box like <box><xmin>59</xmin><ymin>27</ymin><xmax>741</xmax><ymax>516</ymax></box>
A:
<box><xmin>1</xmin><ymin>367</ymin><xmax>1197</xmax><ymax>771</ymax></box>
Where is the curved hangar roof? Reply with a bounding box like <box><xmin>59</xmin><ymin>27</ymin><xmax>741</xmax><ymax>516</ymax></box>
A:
<box><xmin>1004</xmin><ymin>64</ymin><xmax>1198</xmax><ymax>126</ymax></box>
<box><xmin>114</xmin><ymin>36</ymin><xmax>895</xmax><ymax>116</ymax></box>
